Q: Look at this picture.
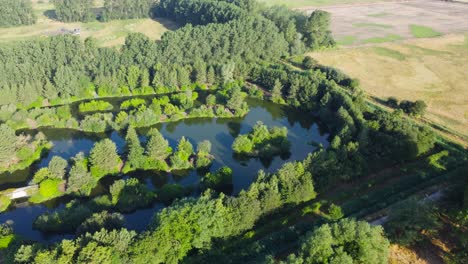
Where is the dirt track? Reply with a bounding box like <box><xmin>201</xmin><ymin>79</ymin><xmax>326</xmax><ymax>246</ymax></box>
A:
<box><xmin>300</xmin><ymin>0</ymin><xmax>468</xmax><ymax>43</ymax></box>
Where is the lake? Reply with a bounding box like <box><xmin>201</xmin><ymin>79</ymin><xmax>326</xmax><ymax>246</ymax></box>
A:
<box><xmin>0</xmin><ymin>98</ymin><xmax>329</xmax><ymax>242</ymax></box>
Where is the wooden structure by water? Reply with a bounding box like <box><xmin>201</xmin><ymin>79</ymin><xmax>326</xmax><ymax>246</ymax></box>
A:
<box><xmin>3</xmin><ymin>185</ymin><xmax>38</xmax><ymax>200</ymax></box>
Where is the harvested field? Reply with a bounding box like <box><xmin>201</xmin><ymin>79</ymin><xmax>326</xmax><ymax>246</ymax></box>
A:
<box><xmin>310</xmin><ymin>34</ymin><xmax>468</xmax><ymax>136</ymax></box>
<box><xmin>299</xmin><ymin>0</ymin><xmax>468</xmax><ymax>45</ymax></box>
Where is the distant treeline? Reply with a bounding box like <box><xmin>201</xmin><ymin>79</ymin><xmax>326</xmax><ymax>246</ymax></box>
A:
<box><xmin>155</xmin><ymin>0</ymin><xmax>335</xmax><ymax>51</ymax></box>
<box><xmin>52</xmin><ymin>0</ymin><xmax>155</xmax><ymax>22</ymax></box>
<box><xmin>0</xmin><ymin>0</ymin><xmax>36</xmax><ymax>27</ymax></box>
<box><xmin>0</xmin><ymin>0</ymin><xmax>334</xmax><ymax>107</ymax></box>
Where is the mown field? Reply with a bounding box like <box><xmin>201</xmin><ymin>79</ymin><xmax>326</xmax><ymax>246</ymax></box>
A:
<box><xmin>257</xmin><ymin>0</ymin><xmax>387</xmax><ymax>8</ymax></box>
<box><xmin>302</xmin><ymin>0</ymin><xmax>468</xmax><ymax>45</ymax></box>
<box><xmin>310</xmin><ymin>34</ymin><xmax>468</xmax><ymax>137</ymax></box>
<box><xmin>0</xmin><ymin>0</ymin><xmax>177</xmax><ymax>47</ymax></box>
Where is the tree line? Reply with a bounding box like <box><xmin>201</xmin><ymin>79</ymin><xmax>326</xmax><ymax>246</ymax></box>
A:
<box><xmin>0</xmin><ymin>0</ymin><xmax>36</xmax><ymax>27</ymax></box>
<box><xmin>0</xmin><ymin>0</ymin><xmax>335</xmax><ymax>108</ymax></box>
<box><xmin>52</xmin><ymin>0</ymin><xmax>155</xmax><ymax>22</ymax></box>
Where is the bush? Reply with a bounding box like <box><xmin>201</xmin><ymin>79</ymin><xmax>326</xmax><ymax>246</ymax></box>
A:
<box><xmin>202</xmin><ymin>167</ymin><xmax>233</xmax><ymax>190</ymax></box>
<box><xmin>109</xmin><ymin>179</ymin><xmax>155</xmax><ymax>212</ymax></box>
<box><xmin>79</xmin><ymin>100</ymin><xmax>114</xmax><ymax>113</ymax></box>
<box><xmin>157</xmin><ymin>184</ymin><xmax>190</xmax><ymax>205</ymax></box>
<box><xmin>302</xmin><ymin>56</ymin><xmax>317</xmax><ymax>69</ymax></box>
<box><xmin>76</xmin><ymin>211</ymin><xmax>125</xmax><ymax>235</ymax></box>
<box><xmin>120</xmin><ymin>98</ymin><xmax>146</xmax><ymax>110</ymax></box>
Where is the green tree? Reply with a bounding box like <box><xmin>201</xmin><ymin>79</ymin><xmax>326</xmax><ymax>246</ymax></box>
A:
<box><xmin>291</xmin><ymin>219</ymin><xmax>389</xmax><ymax>264</ymax></box>
<box><xmin>127</xmin><ymin>65</ymin><xmax>140</xmax><ymax>90</ymax></box>
<box><xmin>67</xmin><ymin>153</ymin><xmax>94</xmax><ymax>195</ymax></box>
<box><xmin>125</xmin><ymin>126</ymin><xmax>145</xmax><ymax>169</ymax></box>
<box><xmin>48</xmin><ymin>156</ymin><xmax>68</xmax><ymax>179</ymax></box>
<box><xmin>303</xmin><ymin>10</ymin><xmax>335</xmax><ymax>49</ymax></box>
<box><xmin>146</xmin><ymin>129</ymin><xmax>171</xmax><ymax>160</ymax></box>
<box><xmin>0</xmin><ymin>0</ymin><xmax>36</xmax><ymax>27</ymax></box>
<box><xmin>303</xmin><ymin>56</ymin><xmax>317</xmax><ymax>69</ymax></box>
<box><xmin>207</xmin><ymin>66</ymin><xmax>216</xmax><ymax>84</ymax></box>
<box><xmin>227</xmin><ymin>86</ymin><xmax>244</xmax><ymax>112</ymax></box>
<box><xmin>0</xmin><ymin>124</ymin><xmax>17</xmax><ymax>166</ymax></box>
<box><xmin>232</xmin><ymin>135</ymin><xmax>253</xmax><ymax>154</ymax></box>
<box><xmin>386</xmin><ymin>198</ymin><xmax>441</xmax><ymax>246</ymax></box>
<box><xmin>53</xmin><ymin>0</ymin><xmax>95</xmax><ymax>22</ymax></box>
<box><xmin>89</xmin><ymin>139</ymin><xmax>121</xmax><ymax>175</ymax></box>
<box><xmin>271</xmin><ymin>79</ymin><xmax>285</xmax><ymax>104</ymax></box>
<box><xmin>193</xmin><ymin>60</ymin><xmax>207</xmax><ymax>83</ymax></box>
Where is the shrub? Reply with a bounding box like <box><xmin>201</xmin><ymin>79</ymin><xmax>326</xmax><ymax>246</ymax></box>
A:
<box><xmin>157</xmin><ymin>184</ymin><xmax>189</xmax><ymax>205</ymax></box>
<box><xmin>202</xmin><ymin>167</ymin><xmax>233</xmax><ymax>190</ymax></box>
<box><xmin>79</xmin><ymin>100</ymin><xmax>113</xmax><ymax>113</ymax></box>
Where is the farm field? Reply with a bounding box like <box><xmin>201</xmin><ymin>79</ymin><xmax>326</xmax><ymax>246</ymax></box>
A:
<box><xmin>0</xmin><ymin>0</ymin><xmax>177</xmax><ymax>47</ymax></box>
<box><xmin>310</xmin><ymin>34</ymin><xmax>468</xmax><ymax>137</ymax></box>
<box><xmin>301</xmin><ymin>0</ymin><xmax>468</xmax><ymax>45</ymax></box>
<box><xmin>257</xmin><ymin>0</ymin><xmax>390</xmax><ymax>8</ymax></box>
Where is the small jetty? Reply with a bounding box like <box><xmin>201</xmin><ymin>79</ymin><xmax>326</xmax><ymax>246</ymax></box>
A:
<box><xmin>3</xmin><ymin>185</ymin><xmax>38</xmax><ymax>200</ymax></box>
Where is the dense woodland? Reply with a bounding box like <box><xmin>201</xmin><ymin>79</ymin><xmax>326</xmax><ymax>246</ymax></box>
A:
<box><xmin>0</xmin><ymin>0</ymin><xmax>467</xmax><ymax>263</ymax></box>
<box><xmin>0</xmin><ymin>0</ymin><xmax>36</xmax><ymax>27</ymax></box>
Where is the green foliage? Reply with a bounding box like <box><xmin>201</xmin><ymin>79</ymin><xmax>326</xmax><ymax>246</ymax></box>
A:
<box><xmin>53</xmin><ymin>0</ymin><xmax>95</xmax><ymax>22</ymax></box>
<box><xmin>399</xmin><ymin>100</ymin><xmax>427</xmax><ymax>116</ymax></box>
<box><xmin>109</xmin><ymin>178</ymin><xmax>155</xmax><ymax>212</ymax></box>
<box><xmin>303</xmin><ymin>56</ymin><xmax>318</xmax><ymax>69</ymax></box>
<box><xmin>80</xmin><ymin>114</ymin><xmax>110</xmax><ymax>133</ymax></box>
<box><xmin>67</xmin><ymin>153</ymin><xmax>96</xmax><ymax>196</ymax></box>
<box><xmin>157</xmin><ymin>184</ymin><xmax>190</xmax><ymax>205</ymax></box>
<box><xmin>409</xmin><ymin>25</ymin><xmax>441</xmax><ymax>38</ymax></box>
<box><xmin>120</xmin><ymin>98</ymin><xmax>146</xmax><ymax>110</ymax></box>
<box><xmin>32</xmin><ymin>168</ymin><xmax>51</xmax><ymax>184</ymax></box>
<box><xmin>77</xmin><ymin>211</ymin><xmax>125</xmax><ymax>235</ymax></box>
<box><xmin>202</xmin><ymin>167</ymin><xmax>233</xmax><ymax>190</ymax></box>
<box><xmin>385</xmin><ymin>198</ymin><xmax>441</xmax><ymax>246</ymax></box>
<box><xmin>0</xmin><ymin>0</ymin><xmax>36</xmax><ymax>27</ymax></box>
<box><xmin>0</xmin><ymin>227</ymin><xmax>14</xmax><ymax>248</ymax></box>
<box><xmin>30</xmin><ymin>179</ymin><xmax>63</xmax><ymax>203</ymax></box>
<box><xmin>271</xmin><ymin>79</ymin><xmax>285</xmax><ymax>104</ymax></box>
<box><xmin>146</xmin><ymin>128</ymin><xmax>172</xmax><ymax>161</ymax></box>
<box><xmin>303</xmin><ymin>10</ymin><xmax>335</xmax><ymax>50</ymax></box>
<box><xmin>170</xmin><ymin>137</ymin><xmax>194</xmax><ymax>170</ymax></box>
<box><xmin>101</xmin><ymin>0</ymin><xmax>154</xmax><ymax>21</ymax></box>
<box><xmin>326</xmin><ymin>203</ymin><xmax>344</xmax><ymax>221</ymax></box>
<box><xmin>48</xmin><ymin>156</ymin><xmax>68</xmax><ymax>179</ymax></box>
<box><xmin>0</xmin><ymin>195</ymin><xmax>11</xmax><ymax>213</ymax></box>
<box><xmin>0</xmin><ymin>124</ymin><xmax>17</xmax><ymax>166</ymax></box>
<box><xmin>232</xmin><ymin>121</ymin><xmax>290</xmax><ymax>158</ymax></box>
<box><xmin>89</xmin><ymin>139</ymin><xmax>121</xmax><ymax>178</ymax></box>
<box><xmin>79</xmin><ymin>100</ymin><xmax>114</xmax><ymax>113</ymax></box>
<box><xmin>196</xmin><ymin>140</ymin><xmax>213</xmax><ymax>168</ymax></box>
<box><xmin>287</xmin><ymin>219</ymin><xmax>389</xmax><ymax>264</ymax></box>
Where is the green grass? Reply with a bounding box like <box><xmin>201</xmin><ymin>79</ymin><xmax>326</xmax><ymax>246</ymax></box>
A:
<box><xmin>30</xmin><ymin>178</ymin><xmax>63</xmax><ymax>203</ymax></box>
<box><xmin>0</xmin><ymin>234</ymin><xmax>15</xmax><ymax>249</ymax></box>
<box><xmin>0</xmin><ymin>195</ymin><xmax>11</xmax><ymax>212</ymax></box>
<box><xmin>337</xmin><ymin>35</ymin><xmax>357</xmax><ymax>45</ymax></box>
<box><xmin>367</xmin><ymin>12</ymin><xmax>389</xmax><ymax>17</ymax></box>
<box><xmin>409</xmin><ymin>25</ymin><xmax>441</xmax><ymax>38</ymax></box>
<box><xmin>363</xmin><ymin>34</ymin><xmax>402</xmax><ymax>44</ymax></box>
<box><xmin>39</xmin><ymin>179</ymin><xmax>62</xmax><ymax>197</ymax></box>
<box><xmin>373</xmin><ymin>47</ymin><xmax>407</xmax><ymax>60</ymax></box>
<box><xmin>353</xmin><ymin>23</ymin><xmax>392</xmax><ymax>29</ymax></box>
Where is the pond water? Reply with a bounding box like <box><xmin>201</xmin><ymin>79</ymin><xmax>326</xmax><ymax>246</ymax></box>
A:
<box><xmin>0</xmin><ymin>98</ymin><xmax>329</xmax><ymax>243</ymax></box>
